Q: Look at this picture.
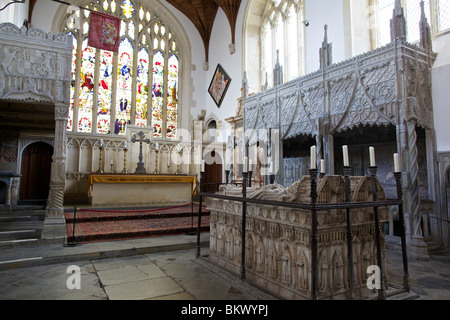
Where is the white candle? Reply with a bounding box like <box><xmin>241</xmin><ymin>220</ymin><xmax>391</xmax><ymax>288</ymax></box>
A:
<box><xmin>394</xmin><ymin>153</ymin><xmax>400</xmax><ymax>172</ymax></box>
<box><xmin>310</xmin><ymin>146</ymin><xmax>316</xmax><ymax>169</ymax></box>
<box><xmin>100</xmin><ymin>139</ymin><xmax>104</xmax><ymax>148</ymax></box>
<box><xmin>369</xmin><ymin>146</ymin><xmax>376</xmax><ymax>167</ymax></box>
<box><xmin>201</xmin><ymin>160</ymin><xmax>205</xmax><ymax>172</ymax></box>
<box><xmin>155</xmin><ymin>143</ymin><xmax>159</xmax><ymax>150</ymax></box>
<box><xmin>124</xmin><ymin>141</ymin><xmax>127</xmax><ymax>149</ymax></box>
<box><xmin>243</xmin><ymin>157</ymin><xmax>248</xmax><ymax>173</ymax></box>
<box><xmin>343</xmin><ymin>145</ymin><xmax>349</xmax><ymax>167</ymax></box>
<box><xmin>110</xmin><ymin>159</ymin><xmax>113</xmax><ymax>165</ymax></box>
<box><xmin>249</xmin><ymin>159</ymin><xmax>253</xmax><ymax>172</ymax></box>
<box><xmin>320</xmin><ymin>159</ymin><xmax>325</xmax><ymax>173</ymax></box>
<box><xmin>270</xmin><ymin>160</ymin><xmax>274</xmax><ymax>175</ymax></box>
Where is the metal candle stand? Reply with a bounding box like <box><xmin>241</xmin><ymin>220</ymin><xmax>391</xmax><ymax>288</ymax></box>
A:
<box><xmin>96</xmin><ymin>146</ymin><xmax>103</xmax><ymax>174</ymax></box>
<box><xmin>394</xmin><ymin>171</ymin><xmax>411</xmax><ymax>291</ymax></box>
<box><xmin>196</xmin><ymin>171</ymin><xmax>206</xmax><ymax>258</ymax></box>
<box><xmin>368</xmin><ymin>166</ymin><xmax>386</xmax><ymax>300</ymax></box>
<box><xmin>343</xmin><ymin>166</ymin><xmax>356</xmax><ymax>299</ymax></box>
<box><xmin>309</xmin><ymin>168</ymin><xmax>319</xmax><ymax>300</ymax></box>
<box><xmin>122</xmin><ymin>147</ymin><xmax>128</xmax><ymax>174</ymax></box>
<box><xmin>153</xmin><ymin>149</ymin><xmax>159</xmax><ymax>174</ymax></box>
<box><xmin>269</xmin><ymin>174</ymin><xmax>275</xmax><ymax>184</ymax></box>
<box><xmin>240</xmin><ymin>171</ymin><xmax>248</xmax><ymax>280</ymax></box>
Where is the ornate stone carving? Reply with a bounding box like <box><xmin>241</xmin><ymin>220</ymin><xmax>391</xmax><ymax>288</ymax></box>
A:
<box><xmin>208</xmin><ymin>175</ymin><xmax>388</xmax><ymax>299</ymax></box>
<box><xmin>0</xmin><ymin>146</ymin><xmax>17</xmax><ymax>162</ymax></box>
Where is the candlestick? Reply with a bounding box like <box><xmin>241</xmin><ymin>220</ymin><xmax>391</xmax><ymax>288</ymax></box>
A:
<box><xmin>122</xmin><ymin>147</ymin><xmax>128</xmax><ymax>174</ymax></box>
<box><xmin>320</xmin><ymin>159</ymin><xmax>325</xmax><ymax>173</ymax></box>
<box><xmin>343</xmin><ymin>145</ymin><xmax>349</xmax><ymax>167</ymax></box>
<box><xmin>310</xmin><ymin>146</ymin><xmax>316</xmax><ymax>169</ymax></box>
<box><xmin>96</xmin><ymin>145</ymin><xmax>103</xmax><ymax>174</ymax></box>
<box><xmin>394</xmin><ymin>153</ymin><xmax>400</xmax><ymax>173</ymax></box>
<box><xmin>369</xmin><ymin>146</ymin><xmax>376</xmax><ymax>167</ymax></box>
<box><xmin>152</xmin><ymin>149</ymin><xmax>160</xmax><ymax>174</ymax></box>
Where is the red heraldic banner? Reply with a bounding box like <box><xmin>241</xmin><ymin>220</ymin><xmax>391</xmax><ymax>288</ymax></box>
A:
<box><xmin>88</xmin><ymin>11</ymin><xmax>121</xmax><ymax>52</ymax></box>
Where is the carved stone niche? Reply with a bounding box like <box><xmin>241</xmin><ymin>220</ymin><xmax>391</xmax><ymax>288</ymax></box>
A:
<box><xmin>207</xmin><ymin>175</ymin><xmax>389</xmax><ymax>300</ymax></box>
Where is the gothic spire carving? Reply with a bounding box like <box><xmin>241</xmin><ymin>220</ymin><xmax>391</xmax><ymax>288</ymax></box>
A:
<box><xmin>419</xmin><ymin>0</ymin><xmax>432</xmax><ymax>51</ymax></box>
<box><xmin>320</xmin><ymin>24</ymin><xmax>332</xmax><ymax>69</ymax></box>
<box><xmin>273</xmin><ymin>50</ymin><xmax>283</xmax><ymax>87</ymax></box>
<box><xmin>390</xmin><ymin>0</ymin><xmax>407</xmax><ymax>42</ymax></box>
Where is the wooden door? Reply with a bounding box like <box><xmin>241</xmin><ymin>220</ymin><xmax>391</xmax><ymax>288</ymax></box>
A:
<box><xmin>204</xmin><ymin>151</ymin><xmax>222</xmax><ymax>193</ymax></box>
<box><xmin>20</xmin><ymin>142</ymin><xmax>53</xmax><ymax>200</ymax></box>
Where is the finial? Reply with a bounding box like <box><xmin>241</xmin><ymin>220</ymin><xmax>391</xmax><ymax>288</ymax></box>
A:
<box><xmin>394</xmin><ymin>0</ymin><xmax>403</xmax><ymax>16</ymax></box>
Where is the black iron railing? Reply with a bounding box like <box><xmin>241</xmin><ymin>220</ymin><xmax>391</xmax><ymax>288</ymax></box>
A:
<box><xmin>195</xmin><ymin>168</ymin><xmax>410</xmax><ymax>300</ymax></box>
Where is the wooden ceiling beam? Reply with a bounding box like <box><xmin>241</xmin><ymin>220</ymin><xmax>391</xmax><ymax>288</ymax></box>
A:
<box><xmin>167</xmin><ymin>0</ymin><xmax>219</xmax><ymax>67</ymax></box>
<box><xmin>213</xmin><ymin>0</ymin><xmax>242</xmax><ymax>46</ymax></box>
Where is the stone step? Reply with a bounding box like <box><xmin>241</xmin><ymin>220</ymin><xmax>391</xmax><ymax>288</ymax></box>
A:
<box><xmin>66</xmin><ymin>215</ymin><xmax>210</xmax><ymax>244</ymax></box>
<box><xmin>64</xmin><ymin>204</ymin><xmax>210</xmax><ymax>223</ymax></box>
<box><xmin>425</xmin><ymin>240</ymin><xmax>445</xmax><ymax>254</ymax></box>
<box><xmin>0</xmin><ymin>229</ymin><xmax>41</xmax><ymax>241</ymax></box>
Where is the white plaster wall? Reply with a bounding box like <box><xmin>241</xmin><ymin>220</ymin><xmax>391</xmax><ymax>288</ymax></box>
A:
<box><xmin>303</xmin><ymin>0</ymin><xmax>346</xmax><ymax>73</ymax></box>
<box><xmin>30</xmin><ymin>0</ymin><xmax>58</xmax><ymax>30</ymax></box>
<box><xmin>431</xmin><ymin>32</ymin><xmax>450</xmax><ymax>152</ymax></box>
<box><xmin>160</xmin><ymin>0</ymin><xmax>207</xmax><ymax>128</ymax></box>
<box><xmin>205</xmin><ymin>3</ymin><xmax>247</xmax><ymax>141</ymax></box>
<box><xmin>0</xmin><ymin>0</ymin><xmax>29</xmax><ymax>26</ymax></box>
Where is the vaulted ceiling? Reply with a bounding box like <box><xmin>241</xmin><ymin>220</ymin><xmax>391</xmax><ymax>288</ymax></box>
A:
<box><xmin>167</xmin><ymin>0</ymin><xmax>242</xmax><ymax>65</ymax></box>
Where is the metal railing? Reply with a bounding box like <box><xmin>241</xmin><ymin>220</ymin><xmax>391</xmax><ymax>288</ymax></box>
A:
<box><xmin>195</xmin><ymin>168</ymin><xmax>410</xmax><ymax>300</ymax></box>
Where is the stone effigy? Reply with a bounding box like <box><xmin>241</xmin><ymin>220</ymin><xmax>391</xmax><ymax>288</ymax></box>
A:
<box><xmin>207</xmin><ymin>175</ymin><xmax>389</xmax><ymax>300</ymax></box>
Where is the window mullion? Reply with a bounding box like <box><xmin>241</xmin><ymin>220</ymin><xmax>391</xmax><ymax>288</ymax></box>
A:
<box><xmin>130</xmin><ymin>18</ymin><xmax>139</xmax><ymax>126</ymax></box>
<box><xmin>73</xmin><ymin>34</ymin><xmax>82</xmax><ymax>134</ymax></box>
<box><xmin>93</xmin><ymin>49</ymin><xmax>100</xmax><ymax>134</ymax></box>
<box><xmin>110</xmin><ymin>51</ymin><xmax>119</xmax><ymax>137</ymax></box>
<box><xmin>162</xmin><ymin>39</ymin><xmax>169</xmax><ymax>139</ymax></box>
<box><xmin>148</xmin><ymin>42</ymin><xmax>154</xmax><ymax>131</ymax></box>
<box><xmin>430</xmin><ymin>0</ymin><xmax>439</xmax><ymax>34</ymax></box>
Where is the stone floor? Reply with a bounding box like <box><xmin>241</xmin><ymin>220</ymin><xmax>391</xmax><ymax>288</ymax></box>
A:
<box><xmin>0</xmin><ymin>241</ymin><xmax>449</xmax><ymax>301</ymax></box>
<box><xmin>0</xmin><ymin>206</ymin><xmax>449</xmax><ymax>303</ymax></box>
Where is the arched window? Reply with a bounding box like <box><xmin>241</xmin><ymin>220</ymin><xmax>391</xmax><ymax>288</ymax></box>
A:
<box><xmin>374</xmin><ymin>0</ymin><xmax>450</xmax><ymax>47</ymax></box>
<box><xmin>65</xmin><ymin>0</ymin><xmax>180</xmax><ymax>139</ymax></box>
<box><xmin>261</xmin><ymin>0</ymin><xmax>305</xmax><ymax>89</ymax></box>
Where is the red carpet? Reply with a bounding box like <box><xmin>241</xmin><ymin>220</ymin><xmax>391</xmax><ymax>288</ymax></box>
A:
<box><xmin>64</xmin><ymin>204</ymin><xmax>210</xmax><ymax>244</ymax></box>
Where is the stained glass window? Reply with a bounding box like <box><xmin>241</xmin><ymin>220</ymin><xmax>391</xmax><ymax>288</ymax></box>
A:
<box><xmin>167</xmin><ymin>54</ymin><xmax>178</xmax><ymax>138</ymax></box>
<box><xmin>97</xmin><ymin>50</ymin><xmax>113</xmax><ymax>134</ymax></box>
<box><xmin>136</xmin><ymin>48</ymin><xmax>149</xmax><ymax>127</ymax></box>
<box><xmin>115</xmin><ymin>39</ymin><xmax>133</xmax><ymax>135</ymax></box>
<box><xmin>78</xmin><ymin>38</ymin><xmax>95</xmax><ymax>133</ymax></box>
<box><xmin>65</xmin><ymin>0</ymin><xmax>180</xmax><ymax>139</ymax></box>
<box><xmin>152</xmin><ymin>51</ymin><xmax>164</xmax><ymax>137</ymax></box>
<box><xmin>68</xmin><ymin>32</ymin><xmax>77</xmax><ymax>131</ymax></box>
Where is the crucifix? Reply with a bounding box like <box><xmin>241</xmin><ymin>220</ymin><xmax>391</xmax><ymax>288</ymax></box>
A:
<box><xmin>131</xmin><ymin>131</ymin><xmax>150</xmax><ymax>174</ymax></box>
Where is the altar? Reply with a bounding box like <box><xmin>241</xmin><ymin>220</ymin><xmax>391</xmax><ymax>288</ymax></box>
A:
<box><xmin>87</xmin><ymin>174</ymin><xmax>197</xmax><ymax>207</ymax></box>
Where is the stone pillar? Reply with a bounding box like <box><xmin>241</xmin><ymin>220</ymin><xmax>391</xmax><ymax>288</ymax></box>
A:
<box><xmin>406</xmin><ymin>120</ymin><xmax>430</xmax><ymax>260</ymax></box>
<box><xmin>42</xmin><ymin>103</ymin><xmax>69</xmax><ymax>243</ymax></box>
<box><xmin>4</xmin><ymin>182</ymin><xmax>12</xmax><ymax>211</ymax></box>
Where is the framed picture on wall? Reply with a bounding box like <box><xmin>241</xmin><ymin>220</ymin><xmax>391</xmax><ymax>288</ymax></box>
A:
<box><xmin>208</xmin><ymin>64</ymin><xmax>232</xmax><ymax>108</ymax></box>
